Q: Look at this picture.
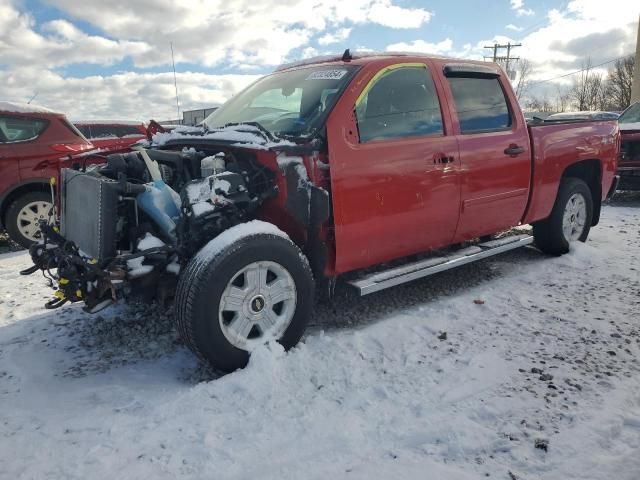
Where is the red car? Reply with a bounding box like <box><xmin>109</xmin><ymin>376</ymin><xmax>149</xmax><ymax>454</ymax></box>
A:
<box><xmin>24</xmin><ymin>52</ymin><xmax>619</xmax><ymax>372</ymax></box>
<box><xmin>0</xmin><ymin>102</ymin><xmax>95</xmax><ymax>248</ymax></box>
<box><xmin>618</xmin><ymin>102</ymin><xmax>640</xmax><ymax>190</ymax></box>
<box><xmin>73</xmin><ymin>120</ymin><xmax>147</xmax><ymax>155</ymax></box>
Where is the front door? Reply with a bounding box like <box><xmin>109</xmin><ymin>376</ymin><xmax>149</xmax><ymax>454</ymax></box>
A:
<box><xmin>328</xmin><ymin>63</ymin><xmax>461</xmax><ymax>273</ymax></box>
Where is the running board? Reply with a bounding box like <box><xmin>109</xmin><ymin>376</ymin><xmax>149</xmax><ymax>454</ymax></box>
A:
<box><xmin>347</xmin><ymin>234</ymin><xmax>534</xmax><ymax>296</ymax></box>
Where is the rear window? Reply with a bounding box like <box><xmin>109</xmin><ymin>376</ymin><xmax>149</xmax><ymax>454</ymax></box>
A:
<box><xmin>447</xmin><ymin>77</ymin><xmax>512</xmax><ymax>133</ymax></box>
<box><xmin>75</xmin><ymin>124</ymin><xmax>144</xmax><ymax>139</ymax></box>
<box><xmin>0</xmin><ymin>115</ymin><xmax>48</xmax><ymax>143</ymax></box>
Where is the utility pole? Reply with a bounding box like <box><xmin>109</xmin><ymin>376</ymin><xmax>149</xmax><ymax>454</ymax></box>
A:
<box><xmin>484</xmin><ymin>42</ymin><xmax>522</xmax><ymax>80</ymax></box>
<box><xmin>631</xmin><ymin>15</ymin><xmax>640</xmax><ymax>104</ymax></box>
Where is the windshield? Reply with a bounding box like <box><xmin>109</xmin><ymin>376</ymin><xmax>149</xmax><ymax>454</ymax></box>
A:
<box><xmin>619</xmin><ymin>102</ymin><xmax>640</xmax><ymax>124</ymax></box>
<box><xmin>203</xmin><ymin>65</ymin><xmax>358</xmax><ymax>138</ymax></box>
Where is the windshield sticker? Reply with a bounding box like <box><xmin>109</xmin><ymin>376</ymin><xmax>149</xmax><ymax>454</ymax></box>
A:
<box><xmin>306</xmin><ymin>69</ymin><xmax>348</xmax><ymax>81</ymax></box>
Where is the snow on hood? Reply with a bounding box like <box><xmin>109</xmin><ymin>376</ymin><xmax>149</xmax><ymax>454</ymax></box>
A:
<box><xmin>620</xmin><ymin>122</ymin><xmax>640</xmax><ymax>132</ymax></box>
<box><xmin>150</xmin><ymin>124</ymin><xmax>296</xmax><ymax>150</ymax></box>
<box><xmin>0</xmin><ymin>101</ymin><xmax>58</xmax><ymax>114</ymax></box>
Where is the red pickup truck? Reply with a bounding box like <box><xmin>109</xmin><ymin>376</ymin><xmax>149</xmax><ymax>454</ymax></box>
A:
<box><xmin>23</xmin><ymin>52</ymin><xmax>619</xmax><ymax>372</ymax></box>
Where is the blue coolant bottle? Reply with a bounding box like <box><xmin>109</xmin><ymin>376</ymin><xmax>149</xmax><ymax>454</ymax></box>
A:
<box><xmin>136</xmin><ymin>180</ymin><xmax>181</xmax><ymax>241</ymax></box>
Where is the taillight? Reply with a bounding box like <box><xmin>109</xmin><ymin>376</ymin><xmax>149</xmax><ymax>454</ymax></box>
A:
<box><xmin>51</xmin><ymin>142</ymin><xmax>95</xmax><ymax>152</ymax></box>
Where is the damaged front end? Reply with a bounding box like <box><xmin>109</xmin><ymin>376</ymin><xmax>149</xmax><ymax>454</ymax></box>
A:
<box><xmin>21</xmin><ymin>141</ymin><xmax>284</xmax><ymax>312</ymax></box>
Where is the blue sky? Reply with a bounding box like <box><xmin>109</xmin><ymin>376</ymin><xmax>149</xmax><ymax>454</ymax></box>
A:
<box><xmin>0</xmin><ymin>0</ymin><xmax>637</xmax><ymax>119</ymax></box>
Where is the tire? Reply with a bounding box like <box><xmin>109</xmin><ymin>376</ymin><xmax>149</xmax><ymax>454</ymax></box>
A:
<box><xmin>533</xmin><ymin>177</ymin><xmax>593</xmax><ymax>255</ymax></box>
<box><xmin>4</xmin><ymin>191</ymin><xmax>54</xmax><ymax>249</ymax></box>
<box><xmin>175</xmin><ymin>229</ymin><xmax>314</xmax><ymax>372</ymax></box>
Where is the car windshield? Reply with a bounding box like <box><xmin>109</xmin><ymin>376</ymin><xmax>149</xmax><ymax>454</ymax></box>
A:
<box><xmin>203</xmin><ymin>65</ymin><xmax>358</xmax><ymax>138</ymax></box>
<box><xmin>619</xmin><ymin>103</ymin><xmax>640</xmax><ymax>124</ymax></box>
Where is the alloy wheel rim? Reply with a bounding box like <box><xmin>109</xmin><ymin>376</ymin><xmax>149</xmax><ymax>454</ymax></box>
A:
<box><xmin>562</xmin><ymin>193</ymin><xmax>587</xmax><ymax>242</ymax></box>
<box><xmin>218</xmin><ymin>260</ymin><xmax>297</xmax><ymax>351</ymax></box>
<box><xmin>17</xmin><ymin>201</ymin><xmax>53</xmax><ymax>241</ymax></box>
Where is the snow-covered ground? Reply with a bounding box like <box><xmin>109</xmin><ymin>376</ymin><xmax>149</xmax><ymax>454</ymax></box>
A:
<box><xmin>1</xmin><ymin>200</ymin><xmax>639</xmax><ymax>480</ymax></box>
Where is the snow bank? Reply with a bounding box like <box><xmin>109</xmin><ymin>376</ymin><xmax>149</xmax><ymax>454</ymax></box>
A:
<box><xmin>1</xmin><ymin>205</ymin><xmax>640</xmax><ymax>479</ymax></box>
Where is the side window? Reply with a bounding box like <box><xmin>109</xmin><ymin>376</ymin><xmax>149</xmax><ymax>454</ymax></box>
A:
<box><xmin>0</xmin><ymin>115</ymin><xmax>47</xmax><ymax>143</ymax></box>
<box><xmin>447</xmin><ymin>77</ymin><xmax>512</xmax><ymax>133</ymax></box>
<box><xmin>355</xmin><ymin>66</ymin><xmax>443</xmax><ymax>143</ymax></box>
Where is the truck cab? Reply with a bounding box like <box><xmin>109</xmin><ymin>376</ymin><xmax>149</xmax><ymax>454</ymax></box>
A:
<box><xmin>22</xmin><ymin>52</ymin><xmax>620</xmax><ymax>372</ymax></box>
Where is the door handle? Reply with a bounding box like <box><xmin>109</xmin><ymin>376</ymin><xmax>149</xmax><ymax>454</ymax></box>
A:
<box><xmin>504</xmin><ymin>144</ymin><xmax>525</xmax><ymax>156</ymax></box>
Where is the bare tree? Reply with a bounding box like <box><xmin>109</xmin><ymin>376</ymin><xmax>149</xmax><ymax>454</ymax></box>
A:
<box><xmin>606</xmin><ymin>55</ymin><xmax>635</xmax><ymax>110</ymax></box>
<box><xmin>570</xmin><ymin>58</ymin><xmax>607</xmax><ymax>111</ymax></box>
<box><xmin>554</xmin><ymin>85</ymin><xmax>571</xmax><ymax>112</ymax></box>
<box><xmin>525</xmin><ymin>94</ymin><xmax>554</xmax><ymax>113</ymax></box>
<box><xmin>515</xmin><ymin>58</ymin><xmax>532</xmax><ymax>101</ymax></box>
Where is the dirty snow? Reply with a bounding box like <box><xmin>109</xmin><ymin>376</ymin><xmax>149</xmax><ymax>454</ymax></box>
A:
<box><xmin>0</xmin><ymin>201</ymin><xmax>639</xmax><ymax>479</ymax></box>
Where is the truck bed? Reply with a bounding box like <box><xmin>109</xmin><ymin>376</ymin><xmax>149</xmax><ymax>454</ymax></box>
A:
<box><xmin>522</xmin><ymin>119</ymin><xmax>619</xmax><ymax>225</ymax></box>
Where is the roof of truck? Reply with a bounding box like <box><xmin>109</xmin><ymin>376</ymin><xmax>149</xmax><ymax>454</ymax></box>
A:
<box><xmin>275</xmin><ymin>51</ymin><xmax>490</xmax><ymax>72</ymax></box>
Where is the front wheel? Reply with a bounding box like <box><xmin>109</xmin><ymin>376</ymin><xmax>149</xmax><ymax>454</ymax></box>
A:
<box><xmin>533</xmin><ymin>177</ymin><xmax>593</xmax><ymax>255</ymax></box>
<box><xmin>175</xmin><ymin>224</ymin><xmax>314</xmax><ymax>372</ymax></box>
<box><xmin>4</xmin><ymin>191</ymin><xmax>54</xmax><ymax>249</ymax></box>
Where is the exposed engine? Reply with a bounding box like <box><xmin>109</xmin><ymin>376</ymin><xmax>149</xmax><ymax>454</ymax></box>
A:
<box><xmin>22</xmin><ymin>146</ymin><xmax>277</xmax><ymax>312</ymax></box>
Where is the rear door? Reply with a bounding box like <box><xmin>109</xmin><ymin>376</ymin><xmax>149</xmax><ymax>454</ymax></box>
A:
<box><xmin>442</xmin><ymin>66</ymin><xmax>531</xmax><ymax>241</ymax></box>
<box><xmin>328</xmin><ymin>62</ymin><xmax>461</xmax><ymax>273</ymax></box>
<box><xmin>0</xmin><ymin>114</ymin><xmax>53</xmax><ymax>181</ymax></box>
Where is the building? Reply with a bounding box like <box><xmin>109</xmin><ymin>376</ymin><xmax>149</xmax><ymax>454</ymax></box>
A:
<box><xmin>182</xmin><ymin>107</ymin><xmax>218</xmax><ymax>126</ymax></box>
<box><xmin>158</xmin><ymin>107</ymin><xmax>219</xmax><ymax>126</ymax></box>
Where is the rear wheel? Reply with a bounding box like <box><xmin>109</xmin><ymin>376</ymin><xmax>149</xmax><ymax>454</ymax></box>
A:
<box><xmin>175</xmin><ymin>227</ymin><xmax>314</xmax><ymax>372</ymax></box>
<box><xmin>533</xmin><ymin>177</ymin><xmax>593</xmax><ymax>255</ymax></box>
<box><xmin>5</xmin><ymin>191</ymin><xmax>53</xmax><ymax>249</ymax></box>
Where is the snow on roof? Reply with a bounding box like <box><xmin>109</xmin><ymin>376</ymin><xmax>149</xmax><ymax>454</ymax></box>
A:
<box><xmin>72</xmin><ymin>119</ymin><xmax>146</xmax><ymax>126</ymax></box>
<box><xmin>0</xmin><ymin>101</ymin><xmax>59</xmax><ymax>115</ymax></box>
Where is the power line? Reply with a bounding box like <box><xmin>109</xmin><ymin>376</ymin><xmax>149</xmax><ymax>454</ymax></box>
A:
<box><xmin>484</xmin><ymin>43</ymin><xmax>521</xmax><ymax>78</ymax></box>
<box><xmin>528</xmin><ymin>55</ymin><xmax>631</xmax><ymax>87</ymax></box>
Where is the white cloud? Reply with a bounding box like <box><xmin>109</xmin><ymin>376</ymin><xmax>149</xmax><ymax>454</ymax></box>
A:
<box><xmin>505</xmin><ymin>24</ymin><xmax>524</xmax><ymax>32</ymax></box>
<box><xmin>516</xmin><ymin>8</ymin><xmax>534</xmax><ymax>17</ymax></box>
<box><xmin>39</xmin><ymin>0</ymin><xmax>431</xmax><ymax>67</ymax></box>
<box><xmin>0</xmin><ymin>4</ymin><xmax>149</xmax><ymax>68</ymax></box>
<box><xmin>0</xmin><ymin>66</ymin><xmax>260</xmax><ymax>121</ymax></box>
<box><xmin>510</xmin><ymin>0</ymin><xmax>535</xmax><ymax>17</ymax></box>
<box><xmin>318</xmin><ymin>28</ymin><xmax>352</xmax><ymax>46</ymax></box>
<box><xmin>386</xmin><ymin>38</ymin><xmax>454</xmax><ymax>55</ymax></box>
<box><xmin>0</xmin><ymin>0</ymin><xmax>433</xmax><ymax>119</ymax></box>
<box><xmin>367</xmin><ymin>0</ymin><xmax>432</xmax><ymax>28</ymax></box>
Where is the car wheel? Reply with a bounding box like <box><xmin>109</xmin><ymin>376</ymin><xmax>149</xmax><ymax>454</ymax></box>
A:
<box><xmin>175</xmin><ymin>227</ymin><xmax>314</xmax><ymax>372</ymax></box>
<box><xmin>533</xmin><ymin>177</ymin><xmax>593</xmax><ymax>255</ymax></box>
<box><xmin>5</xmin><ymin>191</ymin><xmax>54</xmax><ymax>249</ymax></box>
